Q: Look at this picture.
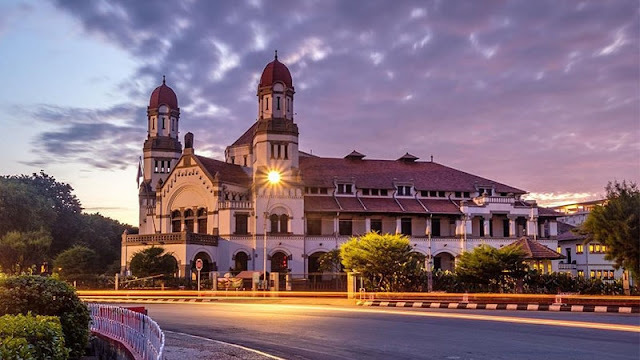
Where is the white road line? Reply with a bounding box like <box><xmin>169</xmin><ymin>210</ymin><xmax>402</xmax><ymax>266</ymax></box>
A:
<box><xmin>164</xmin><ymin>330</ymin><xmax>286</xmax><ymax>360</ymax></box>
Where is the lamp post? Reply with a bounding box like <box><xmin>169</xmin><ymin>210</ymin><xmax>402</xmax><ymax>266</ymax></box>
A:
<box><xmin>262</xmin><ymin>170</ymin><xmax>281</xmax><ymax>290</ymax></box>
<box><xmin>427</xmin><ymin>213</ymin><xmax>433</xmax><ymax>292</ymax></box>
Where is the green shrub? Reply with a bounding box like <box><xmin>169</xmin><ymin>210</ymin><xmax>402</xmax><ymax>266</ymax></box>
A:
<box><xmin>0</xmin><ymin>276</ymin><xmax>90</xmax><ymax>359</ymax></box>
<box><xmin>0</xmin><ymin>313</ymin><xmax>69</xmax><ymax>359</ymax></box>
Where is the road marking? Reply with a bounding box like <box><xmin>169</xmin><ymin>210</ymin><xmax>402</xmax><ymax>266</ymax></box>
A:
<box><xmin>164</xmin><ymin>330</ymin><xmax>286</xmax><ymax>360</ymax></box>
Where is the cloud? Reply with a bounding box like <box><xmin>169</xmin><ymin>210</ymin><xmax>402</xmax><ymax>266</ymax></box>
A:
<box><xmin>27</xmin><ymin>0</ymin><xmax>639</xmax><ymax>198</ymax></box>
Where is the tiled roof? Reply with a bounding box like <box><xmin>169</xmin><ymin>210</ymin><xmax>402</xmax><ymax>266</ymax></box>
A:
<box><xmin>195</xmin><ymin>155</ymin><xmax>251</xmax><ymax>187</ymax></box>
<box><xmin>299</xmin><ymin>156</ymin><xmax>526</xmax><ymax>194</ymax></box>
<box><xmin>537</xmin><ymin>207</ymin><xmax>563</xmax><ymax>218</ymax></box>
<box><xmin>509</xmin><ymin>237</ymin><xmax>565</xmax><ymax>260</ymax></box>
<box><xmin>230</xmin><ymin>122</ymin><xmax>257</xmax><ymax>147</ymax></box>
<box><xmin>259</xmin><ymin>57</ymin><xmax>293</xmax><ymax>88</ymax></box>
<box><xmin>149</xmin><ymin>79</ymin><xmax>178</xmax><ymax>109</ymax></box>
<box><xmin>556</xmin><ymin>222</ymin><xmax>586</xmax><ymax>241</ymax></box>
<box><xmin>304</xmin><ymin>196</ymin><xmax>461</xmax><ymax>215</ymax></box>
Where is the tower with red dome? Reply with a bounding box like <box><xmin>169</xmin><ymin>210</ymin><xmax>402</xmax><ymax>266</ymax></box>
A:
<box><xmin>140</xmin><ymin>76</ymin><xmax>182</xmax><ymax>232</ymax></box>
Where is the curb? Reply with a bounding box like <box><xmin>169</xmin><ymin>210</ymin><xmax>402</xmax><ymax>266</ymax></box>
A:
<box><xmin>357</xmin><ymin>300</ymin><xmax>640</xmax><ymax>313</ymax></box>
<box><xmin>83</xmin><ymin>298</ymin><xmax>219</xmax><ymax>303</ymax></box>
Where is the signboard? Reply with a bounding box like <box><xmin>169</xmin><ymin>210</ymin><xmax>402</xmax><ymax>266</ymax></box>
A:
<box><xmin>195</xmin><ymin>259</ymin><xmax>203</xmax><ymax>271</ymax></box>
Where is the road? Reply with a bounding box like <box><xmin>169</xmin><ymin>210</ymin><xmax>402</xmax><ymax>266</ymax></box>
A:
<box><xmin>134</xmin><ymin>302</ymin><xmax>639</xmax><ymax>360</ymax></box>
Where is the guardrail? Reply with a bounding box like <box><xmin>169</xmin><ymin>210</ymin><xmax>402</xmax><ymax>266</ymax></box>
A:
<box><xmin>88</xmin><ymin>303</ymin><xmax>165</xmax><ymax>360</ymax></box>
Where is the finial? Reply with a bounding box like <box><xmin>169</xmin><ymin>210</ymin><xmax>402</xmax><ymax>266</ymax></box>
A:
<box><xmin>274</xmin><ymin>49</ymin><xmax>278</xmax><ymax>60</ymax></box>
<box><xmin>162</xmin><ymin>75</ymin><xmax>166</xmax><ymax>85</ymax></box>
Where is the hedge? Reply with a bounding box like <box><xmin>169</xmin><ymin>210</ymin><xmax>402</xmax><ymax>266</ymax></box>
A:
<box><xmin>0</xmin><ymin>313</ymin><xmax>69</xmax><ymax>360</ymax></box>
<box><xmin>0</xmin><ymin>276</ymin><xmax>90</xmax><ymax>359</ymax></box>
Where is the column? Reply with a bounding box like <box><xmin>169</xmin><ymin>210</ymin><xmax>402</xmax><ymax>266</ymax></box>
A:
<box><xmin>395</xmin><ymin>217</ymin><xmax>401</xmax><ymax>234</ymax></box>
<box><xmin>455</xmin><ymin>218</ymin><xmax>463</xmax><ymax>236</ymax></box>
<box><xmin>464</xmin><ymin>216</ymin><xmax>472</xmax><ymax>235</ymax></box>
<box><xmin>365</xmin><ymin>217</ymin><xmax>371</xmax><ymax>233</ymax></box>
<box><xmin>508</xmin><ymin>215</ymin><xmax>517</xmax><ymax>238</ymax></box>
<box><xmin>527</xmin><ymin>217</ymin><xmax>538</xmax><ymax>238</ymax></box>
<box><xmin>549</xmin><ymin>221</ymin><xmax>558</xmax><ymax>237</ymax></box>
<box><xmin>425</xmin><ymin>217</ymin><xmax>432</xmax><ymax>236</ymax></box>
<box><xmin>483</xmin><ymin>215</ymin><xmax>491</xmax><ymax>238</ymax></box>
<box><xmin>333</xmin><ymin>216</ymin><xmax>338</xmax><ymax>236</ymax></box>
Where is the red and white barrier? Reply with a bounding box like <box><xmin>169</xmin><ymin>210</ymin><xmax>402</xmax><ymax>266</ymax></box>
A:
<box><xmin>88</xmin><ymin>303</ymin><xmax>164</xmax><ymax>360</ymax></box>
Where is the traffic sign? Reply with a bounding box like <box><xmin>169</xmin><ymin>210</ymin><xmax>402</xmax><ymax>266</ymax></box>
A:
<box><xmin>195</xmin><ymin>259</ymin><xmax>203</xmax><ymax>271</ymax></box>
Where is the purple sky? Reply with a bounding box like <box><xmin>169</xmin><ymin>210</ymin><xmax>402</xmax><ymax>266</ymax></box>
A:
<box><xmin>1</xmin><ymin>0</ymin><xmax>638</xmax><ymax>225</ymax></box>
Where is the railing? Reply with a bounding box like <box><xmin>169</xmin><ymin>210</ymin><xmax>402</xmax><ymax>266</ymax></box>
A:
<box><xmin>473</xmin><ymin>195</ymin><xmax>516</xmax><ymax>206</ymax></box>
<box><xmin>88</xmin><ymin>303</ymin><xmax>164</xmax><ymax>360</ymax></box>
<box><xmin>125</xmin><ymin>232</ymin><xmax>218</xmax><ymax>246</ymax></box>
<box><xmin>218</xmin><ymin>200</ymin><xmax>253</xmax><ymax>209</ymax></box>
<box><xmin>558</xmin><ymin>263</ymin><xmax>577</xmax><ymax>270</ymax></box>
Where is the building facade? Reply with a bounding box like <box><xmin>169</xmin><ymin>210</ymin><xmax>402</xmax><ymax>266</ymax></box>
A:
<box><xmin>122</xmin><ymin>54</ymin><xmax>562</xmax><ymax>279</ymax></box>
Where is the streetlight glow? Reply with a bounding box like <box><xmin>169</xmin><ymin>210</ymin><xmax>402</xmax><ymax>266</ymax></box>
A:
<box><xmin>267</xmin><ymin>170</ymin><xmax>281</xmax><ymax>184</ymax></box>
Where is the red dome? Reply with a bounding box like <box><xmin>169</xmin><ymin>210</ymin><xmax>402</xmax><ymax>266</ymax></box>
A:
<box><xmin>149</xmin><ymin>77</ymin><xmax>178</xmax><ymax>108</ymax></box>
<box><xmin>259</xmin><ymin>53</ymin><xmax>293</xmax><ymax>88</ymax></box>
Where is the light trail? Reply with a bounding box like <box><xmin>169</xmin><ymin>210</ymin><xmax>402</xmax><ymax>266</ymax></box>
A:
<box><xmin>87</xmin><ymin>299</ymin><xmax>640</xmax><ymax>333</ymax></box>
<box><xmin>165</xmin><ymin>330</ymin><xmax>286</xmax><ymax>360</ymax></box>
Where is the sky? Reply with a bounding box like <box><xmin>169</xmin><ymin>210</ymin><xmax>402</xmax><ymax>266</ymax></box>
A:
<box><xmin>0</xmin><ymin>0</ymin><xmax>638</xmax><ymax>226</ymax></box>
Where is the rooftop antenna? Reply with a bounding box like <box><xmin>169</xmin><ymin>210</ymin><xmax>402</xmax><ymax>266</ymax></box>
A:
<box><xmin>274</xmin><ymin>49</ymin><xmax>278</xmax><ymax>60</ymax></box>
<box><xmin>162</xmin><ymin>75</ymin><xmax>166</xmax><ymax>84</ymax></box>
<box><xmin>430</xmin><ymin>155</ymin><xmax>434</xmax><ymax>162</ymax></box>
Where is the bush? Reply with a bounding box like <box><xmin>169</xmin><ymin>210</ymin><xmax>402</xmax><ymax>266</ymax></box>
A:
<box><xmin>0</xmin><ymin>276</ymin><xmax>90</xmax><ymax>359</ymax></box>
<box><xmin>0</xmin><ymin>313</ymin><xmax>69</xmax><ymax>359</ymax></box>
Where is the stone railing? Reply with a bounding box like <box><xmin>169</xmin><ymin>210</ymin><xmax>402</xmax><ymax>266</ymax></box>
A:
<box><xmin>558</xmin><ymin>263</ymin><xmax>577</xmax><ymax>270</ymax></box>
<box><xmin>124</xmin><ymin>232</ymin><xmax>218</xmax><ymax>246</ymax></box>
<box><xmin>473</xmin><ymin>195</ymin><xmax>516</xmax><ymax>206</ymax></box>
<box><xmin>218</xmin><ymin>200</ymin><xmax>253</xmax><ymax>210</ymax></box>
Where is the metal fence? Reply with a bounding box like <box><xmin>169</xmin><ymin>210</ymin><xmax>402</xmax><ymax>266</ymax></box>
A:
<box><xmin>88</xmin><ymin>303</ymin><xmax>165</xmax><ymax>360</ymax></box>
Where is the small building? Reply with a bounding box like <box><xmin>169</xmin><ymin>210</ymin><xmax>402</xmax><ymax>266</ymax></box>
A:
<box><xmin>509</xmin><ymin>237</ymin><xmax>564</xmax><ymax>274</ymax></box>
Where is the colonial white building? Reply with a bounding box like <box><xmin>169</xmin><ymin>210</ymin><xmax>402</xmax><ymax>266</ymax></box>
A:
<box><xmin>121</xmin><ymin>54</ymin><xmax>562</xmax><ymax>280</ymax></box>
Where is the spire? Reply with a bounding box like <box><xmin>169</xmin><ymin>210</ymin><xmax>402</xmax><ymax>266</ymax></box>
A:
<box><xmin>162</xmin><ymin>75</ymin><xmax>166</xmax><ymax>85</ymax></box>
<box><xmin>274</xmin><ymin>49</ymin><xmax>278</xmax><ymax>60</ymax></box>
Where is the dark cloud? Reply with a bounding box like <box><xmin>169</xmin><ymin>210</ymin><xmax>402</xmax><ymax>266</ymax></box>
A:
<box><xmin>40</xmin><ymin>0</ymin><xmax>639</xmax><ymax>198</ymax></box>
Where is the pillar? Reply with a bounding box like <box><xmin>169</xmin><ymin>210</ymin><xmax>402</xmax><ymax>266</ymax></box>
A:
<box><xmin>483</xmin><ymin>215</ymin><xmax>491</xmax><ymax>238</ymax></box>
<box><xmin>395</xmin><ymin>218</ymin><xmax>401</xmax><ymax>234</ymax></box>
<box><xmin>508</xmin><ymin>216</ymin><xmax>517</xmax><ymax>238</ymax></box>
<box><xmin>333</xmin><ymin>216</ymin><xmax>339</xmax><ymax>235</ymax></box>
<box><xmin>365</xmin><ymin>218</ymin><xmax>371</xmax><ymax>233</ymax></box>
<box><xmin>425</xmin><ymin>217</ymin><xmax>432</xmax><ymax>236</ymax></box>
<box><xmin>527</xmin><ymin>217</ymin><xmax>538</xmax><ymax>238</ymax></box>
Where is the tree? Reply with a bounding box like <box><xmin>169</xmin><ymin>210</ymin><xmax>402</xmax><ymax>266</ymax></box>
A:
<box><xmin>340</xmin><ymin>232</ymin><xmax>424</xmax><ymax>292</ymax></box>
<box><xmin>53</xmin><ymin>245</ymin><xmax>98</xmax><ymax>281</ymax></box>
<box><xmin>317</xmin><ymin>249</ymin><xmax>342</xmax><ymax>273</ymax></box>
<box><xmin>0</xmin><ymin>230</ymin><xmax>52</xmax><ymax>275</ymax></box>
<box><xmin>73</xmin><ymin>213</ymin><xmax>136</xmax><ymax>271</ymax></box>
<box><xmin>456</xmin><ymin>244</ymin><xmax>527</xmax><ymax>292</ymax></box>
<box><xmin>0</xmin><ymin>181</ymin><xmax>56</xmax><ymax>236</ymax></box>
<box><xmin>580</xmin><ymin>181</ymin><xmax>640</xmax><ymax>282</ymax></box>
<box><xmin>129</xmin><ymin>247</ymin><xmax>178</xmax><ymax>278</ymax></box>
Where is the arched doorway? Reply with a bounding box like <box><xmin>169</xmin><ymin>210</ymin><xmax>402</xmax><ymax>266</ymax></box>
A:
<box><xmin>434</xmin><ymin>252</ymin><xmax>456</xmax><ymax>272</ymax></box>
<box><xmin>234</xmin><ymin>251</ymin><xmax>249</xmax><ymax>272</ymax></box>
<box><xmin>308</xmin><ymin>251</ymin><xmax>326</xmax><ymax>274</ymax></box>
<box><xmin>271</xmin><ymin>251</ymin><xmax>289</xmax><ymax>273</ymax></box>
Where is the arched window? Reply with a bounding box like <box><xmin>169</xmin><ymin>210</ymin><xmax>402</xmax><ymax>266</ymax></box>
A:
<box><xmin>279</xmin><ymin>214</ymin><xmax>288</xmax><ymax>234</ymax></box>
<box><xmin>271</xmin><ymin>252</ymin><xmax>288</xmax><ymax>273</ymax></box>
<box><xmin>197</xmin><ymin>208</ymin><xmax>207</xmax><ymax>234</ymax></box>
<box><xmin>184</xmin><ymin>209</ymin><xmax>195</xmax><ymax>233</ymax></box>
<box><xmin>234</xmin><ymin>252</ymin><xmax>249</xmax><ymax>271</ymax></box>
<box><xmin>270</xmin><ymin>214</ymin><xmax>279</xmax><ymax>234</ymax></box>
<box><xmin>171</xmin><ymin>210</ymin><xmax>182</xmax><ymax>233</ymax></box>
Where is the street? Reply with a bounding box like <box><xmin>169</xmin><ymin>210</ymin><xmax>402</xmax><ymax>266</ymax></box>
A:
<box><xmin>130</xmin><ymin>302</ymin><xmax>639</xmax><ymax>360</ymax></box>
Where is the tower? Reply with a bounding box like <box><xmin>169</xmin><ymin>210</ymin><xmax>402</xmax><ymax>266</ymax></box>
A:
<box><xmin>253</xmin><ymin>51</ymin><xmax>299</xmax><ymax>177</ymax></box>
<box><xmin>139</xmin><ymin>77</ymin><xmax>182</xmax><ymax>232</ymax></box>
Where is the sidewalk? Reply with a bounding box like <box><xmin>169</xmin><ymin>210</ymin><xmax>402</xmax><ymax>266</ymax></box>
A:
<box><xmin>164</xmin><ymin>331</ymin><xmax>277</xmax><ymax>360</ymax></box>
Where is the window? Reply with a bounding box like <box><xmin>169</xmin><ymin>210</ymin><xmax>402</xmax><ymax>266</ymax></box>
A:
<box><xmin>504</xmin><ymin>220</ymin><xmax>510</xmax><ymax>238</ymax></box>
<box><xmin>279</xmin><ymin>214</ymin><xmax>289</xmax><ymax>233</ymax></box>
<box><xmin>265</xmin><ymin>96</ymin><xmax>269</xmax><ymax>110</ymax></box>
<box><xmin>577</xmin><ymin>270</ymin><xmax>584</xmax><ymax>277</ymax></box>
<box><xmin>596</xmin><ymin>270</ymin><xmax>602</xmax><ymax>279</ymax></box>
<box><xmin>243</xmin><ymin>156</ymin><xmax>247</xmax><ymax>166</ymax></box>
<box><xmin>235</xmin><ymin>214</ymin><xmax>248</xmax><ymax>235</ymax></box>
<box><xmin>277</xmin><ymin>144</ymin><xmax>281</xmax><ymax>158</ymax></box>
<box><xmin>184</xmin><ymin>209</ymin><xmax>194</xmax><ymax>232</ymax></box>
<box><xmin>429</xmin><ymin>191</ymin><xmax>437</xmax><ymax>197</ymax></box>
<box><xmin>339</xmin><ymin>219</ymin><xmax>352</xmax><ymax>235</ymax></box>
<box><xmin>270</xmin><ymin>214</ymin><xmax>279</xmax><ymax>233</ymax></box>
<box><xmin>380</xmin><ymin>189</ymin><xmax>388</xmax><ymax>196</ymax></box>
<box><xmin>277</xmin><ymin>96</ymin><xmax>281</xmax><ymax>110</ymax></box>
<box><xmin>420</xmin><ymin>191</ymin><xmax>428</xmax><ymax>197</ymax></box>
<box><xmin>438</xmin><ymin>191</ymin><xmax>445</xmax><ymax>198</ymax></box>
<box><xmin>231</xmin><ymin>156</ymin><xmax>235</xmax><ymax>164</ymax></box>
<box><xmin>307</xmin><ymin>218</ymin><xmax>321</xmax><ymax>235</ymax></box>
<box><xmin>590</xmin><ymin>270</ymin><xmax>595</xmax><ymax>278</ymax></box>
<box><xmin>372</xmin><ymin>189</ymin><xmax>379</xmax><ymax>196</ymax></box>
<box><xmin>397</xmin><ymin>186</ymin><xmax>411</xmax><ymax>196</ymax></box>
<box><xmin>464</xmin><ymin>192</ymin><xmax>470</xmax><ymax>198</ymax></box>
<box><xmin>270</xmin><ymin>143</ymin><xmax>275</xmax><ymax>159</ymax></box>
<box><xmin>556</xmin><ymin>246</ymin><xmax>561</xmax><ymax>253</ymax></box>
<box><xmin>432</xmin><ymin>218</ymin><xmax>441</xmax><ymax>236</ymax></box>
<box><xmin>455</xmin><ymin>192</ymin><xmax>462</xmax><ymax>198</ymax></box>
<box><xmin>609</xmin><ymin>270</ymin><xmax>614</xmax><ymax>279</ymax></box>
<box><xmin>154</xmin><ymin>160</ymin><xmax>159</xmax><ymax>173</ymax></box>
<box><xmin>337</xmin><ymin>184</ymin><xmax>353</xmax><ymax>194</ymax></box>
<box><xmin>234</xmin><ymin>252</ymin><xmax>248</xmax><ymax>271</ymax></box>
<box><xmin>589</xmin><ymin>244</ymin><xmax>594</xmax><ymax>253</ymax></box>
<box><xmin>401</xmin><ymin>218</ymin><xmax>412</xmax><ymax>236</ymax></box>
<box><xmin>162</xmin><ymin>118</ymin><xmax>165</xmax><ymax>129</ymax></box>
<box><xmin>320</xmin><ymin>188</ymin><xmax>328</xmax><ymax>194</ymax></box>
<box><xmin>284</xmin><ymin>144</ymin><xmax>288</xmax><ymax>159</ymax></box>
<box><xmin>576</xmin><ymin>244</ymin><xmax>584</xmax><ymax>254</ymax></box>
<box><xmin>362</xmin><ymin>189</ymin><xmax>370</xmax><ymax>196</ymax></box>
<box><xmin>370</xmin><ymin>219</ymin><xmax>382</xmax><ymax>233</ymax></box>
<box><xmin>171</xmin><ymin>210</ymin><xmax>181</xmax><ymax>232</ymax></box>
<box><xmin>197</xmin><ymin>208</ymin><xmax>207</xmax><ymax>234</ymax></box>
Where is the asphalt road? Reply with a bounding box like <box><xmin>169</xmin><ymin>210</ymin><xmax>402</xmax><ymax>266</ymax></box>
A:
<box><xmin>136</xmin><ymin>302</ymin><xmax>639</xmax><ymax>360</ymax></box>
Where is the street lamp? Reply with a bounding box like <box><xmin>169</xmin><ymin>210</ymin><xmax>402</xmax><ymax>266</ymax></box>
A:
<box><xmin>263</xmin><ymin>170</ymin><xmax>281</xmax><ymax>290</ymax></box>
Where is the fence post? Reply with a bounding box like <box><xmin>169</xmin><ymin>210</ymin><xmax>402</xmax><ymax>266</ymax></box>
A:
<box><xmin>347</xmin><ymin>272</ymin><xmax>357</xmax><ymax>299</ymax></box>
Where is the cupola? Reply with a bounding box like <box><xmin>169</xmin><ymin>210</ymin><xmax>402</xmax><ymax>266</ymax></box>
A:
<box><xmin>259</xmin><ymin>51</ymin><xmax>293</xmax><ymax>89</ymax></box>
<box><xmin>149</xmin><ymin>76</ymin><xmax>178</xmax><ymax>109</ymax></box>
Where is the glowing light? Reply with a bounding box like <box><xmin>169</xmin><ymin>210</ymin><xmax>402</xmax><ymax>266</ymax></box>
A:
<box><xmin>267</xmin><ymin>170</ymin><xmax>281</xmax><ymax>184</ymax></box>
